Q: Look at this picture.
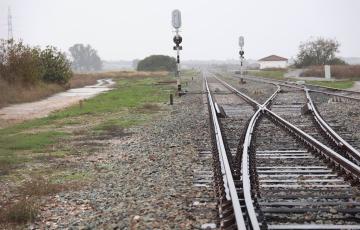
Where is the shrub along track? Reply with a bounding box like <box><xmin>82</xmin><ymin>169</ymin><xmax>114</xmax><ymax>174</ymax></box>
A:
<box><xmin>205</xmin><ymin>71</ymin><xmax>360</xmax><ymax>229</ymax></box>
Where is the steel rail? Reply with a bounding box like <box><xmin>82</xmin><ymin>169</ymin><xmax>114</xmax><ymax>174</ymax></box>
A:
<box><xmin>212</xmin><ymin>73</ymin><xmax>281</xmax><ymax>230</ymax></box>
<box><xmin>219</xmin><ymin>73</ymin><xmax>360</xmax><ymax>178</ymax></box>
<box><xmin>241</xmin><ymin>83</ymin><xmax>280</xmax><ymax>230</ymax></box>
<box><xmin>211</xmin><ymin>73</ymin><xmax>360</xmax><ymax>229</ymax></box>
<box><xmin>230</xmin><ymin>72</ymin><xmax>360</xmax><ymax>165</ymax></box>
<box><xmin>230</xmin><ymin>72</ymin><xmax>360</xmax><ymax>166</ymax></box>
<box><xmin>264</xmin><ymin>108</ymin><xmax>360</xmax><ymax>180</ymax></box>
<box><xmin>261</xmin><ymin>85</ymin><xmax>281</xmax><ymax>108</ymax></box>
<box><xmin>214</xmin><ymin>74</ymin><xmax>281</xmax><ymax>108</ymax></box>
<box><xmin>241</xmin><ymin>108</ymin><xmax>262</xmax><ymax>230</ymax></box>
<box><xmin>236</xmin><ymin>74</ymin><xmax>304</xmax><ymax>90</ymax></box>
<box><xmin>238</xmin><ymin>74</ymin><xmax>360</xmax><ymax>101</ymax></box>
<box><xmin>305</xmin><ymin>82</ymin><xmax>360</xmax><ymax>95</ymax></box>
<box><xmin>213</xmin><ymin>75</ymin><xmax>260</xmax><ymax>108</ymax></box>
<box><xmin>204</xmin><ymin>75</ymin><xmax>247</xmax><ymax>229</ymax></box>
<box><xmin>306</xmin><ymin>88</ymin><xmax>360</xmax><ymax>101</ymax></box>
<box><xmin>304</xmin><ymin>88</ymin><xmax>360</xmax><ymax>163</ymax></box>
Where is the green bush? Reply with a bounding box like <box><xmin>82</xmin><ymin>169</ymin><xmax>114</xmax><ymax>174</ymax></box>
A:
<box><xmin>137</xmin><ymin>55</ymin><xmax>176</xmax><ymax>72</ymax></box>
<box><xmin>0</xmin><ymin>39</ymin><xmax>72</xmax><ymax>86</ymax></box>
<box><xmin>40</xmin><ymin>46</ymin><xmax>73</xmax><ymax>84</ymax></box>
<box><xmin>0</xmin><ymin>40</ymin><xmax>44</xmax><ymax>85</ymax></box>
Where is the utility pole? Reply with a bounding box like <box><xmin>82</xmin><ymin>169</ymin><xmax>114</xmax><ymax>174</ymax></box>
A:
<box><xmin>239</xmin><ymin>36</ymin><xmax>245</xmax><ymax>82</ymax></box>
<box><xmin>8</xmin><ymin>7</ymin><xmax>13</xmax><ymax>40</ymax></box>
<box><xmin>171</xmin><ymin>9</ymin><xmax>183</xmax><ymax>93</ymax></box>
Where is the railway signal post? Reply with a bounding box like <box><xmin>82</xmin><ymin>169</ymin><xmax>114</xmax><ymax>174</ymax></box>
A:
<box><xmin>172</xmin><ymin>9</ymin><xmax>183</xmax><ymax>94</ymax></box>
<box><xmin>239</xmin><ymin>36</ymin><xmax>245</xmax><ymax>83</ymax></box>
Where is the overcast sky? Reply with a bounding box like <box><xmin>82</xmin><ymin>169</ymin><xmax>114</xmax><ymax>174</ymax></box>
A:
<box><xmin>0</xmin><ymin>0</ymin><xmax>359</xmax><ymax>61</ymax></box>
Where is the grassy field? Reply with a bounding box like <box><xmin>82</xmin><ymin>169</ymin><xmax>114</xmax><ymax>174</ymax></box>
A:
<box><xmin>305</xmin><ymin>80</ymin><xmax>354</xmax><ymax>89</ymax></box>
<box><xmin>0</xmin><ymin>71</ymin><xmax>168</xmax><ymax>109</ymax></box>
<box><xmin>0</xmin><ymin>72</ymin><xmax>175</xmax><ymax>177</ymax></box>
<box><xmin>0</xmin><ymin>71</ymin><xmax>180</xmax><ymax>226</ymax></box>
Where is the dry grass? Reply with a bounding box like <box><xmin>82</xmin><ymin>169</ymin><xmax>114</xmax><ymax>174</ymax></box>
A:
<box><xmin>0</xmin><ymin>71</ymin><xmax>169</xmax><ymax>109</ymax></box>
<box><xmin>135</xmin><ymin>103</ymin><xmax>161</xmax><ymax>113</ymax></box>
<box><xmin>0</xmin><ymin>176</ymin><xmax>77</xmax><ymax>225</ymax></box>
<box><xmin>0</xmin><ymin>198</ymin><xmax>38</xmax><ymax>225</ymax></box>
<box><xmin>19</xmin><ymin>177</ymin><xmax>66</xmax><ymax>196</ymax></box>
<box><xmin>97</xmin><ymin>125</ymin><xmax>130</xmax><ymax>139</ymax></box>
<box><xmin>155</xmin><ymin>80</ymin><xmax>177</xmax><ymax>85</ymax></box>
<box><xmin>69</xmin><ymin>74</ymin><xmax>102</xmax><ymax>88</ymax></box>
<box><xmin>301</xmin><ymin>65</ymin><xmax>360</xmax><ymax>79</ymax></box>
<box><xmin>71</xmin><ymin>71</ymin><xmax>168</xmax><ymax>88</ymax></box>
<box><xmin>0</xmin><ymin>79</ymin><xmax>65</xmax><ymax>108</ymax></box>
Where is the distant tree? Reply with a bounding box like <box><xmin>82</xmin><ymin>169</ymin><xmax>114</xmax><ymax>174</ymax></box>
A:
<box><xmin>69</xmin><ymin>44</ymin><xmax>102</xmax><ymax>71</ymax></box>
<box><xmin>137</xmin><ymin>55</ymin><xmax>176</xmax><ymax>71</ymax></box>
<box><xmin>39</xmin><ymin>46</ymin><xmax>73</xmax><ymax>85</ymax></box>
<box><xmin>132</xmin><ymin>59</ymin><xmax>140</xmax><ymax>70</ymax></box>
<box><xmin>294</xmin><ymin>38</ymin><xmax>346</xmax><ymax>67</ymax></box>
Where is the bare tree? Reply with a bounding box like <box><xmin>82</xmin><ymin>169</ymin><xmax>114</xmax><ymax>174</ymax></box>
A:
<box><xmin>69</xmin><ymin>44</ymin><xmax>102</xmax><ymax>71</ymax></box>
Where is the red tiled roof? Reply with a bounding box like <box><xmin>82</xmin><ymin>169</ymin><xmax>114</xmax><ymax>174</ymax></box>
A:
<box><xmin>258</xmin><ymin>55</ymin><xmax>288</xmax><ymax>61</ymax></box>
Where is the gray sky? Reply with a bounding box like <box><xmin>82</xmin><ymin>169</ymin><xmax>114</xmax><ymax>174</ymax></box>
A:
<box><xmin>0</xmin><ymin>0</ymin><xmax>359</xmax><ymax>61</ymax></box>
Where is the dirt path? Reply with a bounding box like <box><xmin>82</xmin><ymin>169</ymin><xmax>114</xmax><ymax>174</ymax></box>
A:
<box><xmin>0</xmin><ymin>79</ymin><xmax>115</xmax><ymax>127</ymax></box>
<box><xmin>349</xmin><ymin>81</ymin><xmax>360</xmax><ymax>92</ymax></box>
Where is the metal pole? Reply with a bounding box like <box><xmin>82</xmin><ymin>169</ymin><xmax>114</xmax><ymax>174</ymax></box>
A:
<box><xmin>239</xmin><ymin>36</ymin><xmax>245</xmax><ymax>83</ymax></box>
<box><xmin>240</xmin><ymin>51</ymin><xmax>243</xmax><ymax>78</ymax></box>
<box><xmin>239</xmin><ymin>50</ymin><xmax>245</xmax><ymax>84</ymax></box>
<box><xmin>175</xmin><ymin>30</ymin><xmax>181</xmax><ymax>92</ymax></box>
<box><xmin>172</xmin><ymin>9</ymin><xmax>182</xmax><ymax>94</ymax></box>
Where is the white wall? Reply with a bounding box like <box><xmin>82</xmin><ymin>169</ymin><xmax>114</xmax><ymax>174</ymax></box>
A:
<box><xmin>259</xmin><ymin>61</ymin><xmax>287</xmax><ymax>69</ymax></box>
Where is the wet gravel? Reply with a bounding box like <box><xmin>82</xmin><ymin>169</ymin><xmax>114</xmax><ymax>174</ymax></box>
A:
<box><xmin>310</xmin><ymin>92</ymin><xmax>360</xmax><ymax>150</ymax></box>
<box><xmin>29</xmin><ymin>77</ymin><xmax>218</xmax><ymax>229</ymax></box>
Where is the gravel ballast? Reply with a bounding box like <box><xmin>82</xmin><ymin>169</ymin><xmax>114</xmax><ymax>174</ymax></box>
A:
<box><xmin>29</xmin><ymin>76</ymin><xmax>219</xmax><ymax>229</ymax></box>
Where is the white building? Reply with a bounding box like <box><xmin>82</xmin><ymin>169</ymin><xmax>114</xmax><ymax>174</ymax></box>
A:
<box><xmin>258</xmin><ymin>55</ymin><xmax>288</xmax><ymax>69</ymax></box>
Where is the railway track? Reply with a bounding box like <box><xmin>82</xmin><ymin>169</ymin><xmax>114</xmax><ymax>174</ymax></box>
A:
<box><xmin>308</xmin><ymin>90</ymin><xmax>360</xmax><ymax>155</ymax></box>
<box><xmin>226</xmin><ymin>74</ymin><xmax>360</xmax><ymax>166</ymax></box>
<box><xmin>239</xmin><ymin>74</ymin><xmax>360</xmax><ymax>101</ymax></box>
<box><xmin>305</xmin><ymin>84</ymin><xmax>360</xmax><ymax>100</ymax></box>
<box><xmin>205</xmin><ymin>71</ymin><xmax>360</xmax><ymax>229</ymax></box>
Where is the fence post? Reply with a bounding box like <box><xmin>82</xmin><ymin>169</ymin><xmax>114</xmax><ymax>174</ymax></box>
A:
<box><xmin>170</xmin><ymin>94</ymin><xmax>173</xmax><ymax>105</ymax></box>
